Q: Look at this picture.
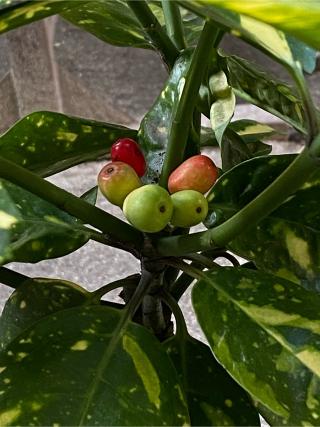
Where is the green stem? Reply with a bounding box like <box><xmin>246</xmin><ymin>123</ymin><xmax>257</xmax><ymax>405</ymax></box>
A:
<box><xmin>290</xmin><ymin>62</ymin><xmax>320</xmax><ymax>143</ymax></box>
<box><xmin>183</xmin><ymin>253</ymin><xmax>219</xmax><ymax>270</ymax></box>
<box><xmin>0</xmin><ymin>267</ymin><xmax>30</xmax><ymax>289</ymax></box>
<box><xmin>161</xmin><ymin>291</ymin><xmax>188</xmax><ymax>339</ymax></box>
<box><xmin>128</xmin><ymin>0</ymin><xmax>179</xmax><ymax>70</ymax></box>
<box><xmin>159</xmin><ymin>20</ymin><xmax>219</xmax><ymax>187</ymax></box>
<box><xmin>161</xmin><ymin>0</ymin><xmax>186</xmax><ymax>50</ymax></box>
<box><xmin>0</xmin><ymin>157</ymin><xmax>143</xmax><ymax>251</ymax></box>
<box><xmin>156</xmin><ymin>135</ymin><xmax>320</xmax><ymax>256</ymax></box>
<box><xmin>90</xmin><ymin>274</ymin><xmax>140</xmax><ymax>303</ymax></box>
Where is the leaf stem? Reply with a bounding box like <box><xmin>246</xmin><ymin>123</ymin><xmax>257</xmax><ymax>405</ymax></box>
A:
<box><xmin>161</xmin><ymin>291</ymin><xmax>188</xmax><ymax>339</ymax></box>
<box><xmin>0</xmin><ymin>267</ymin><xmax>29</xmax><ymax>289</ymax></box>
<box><xmin>156</xmin><ymin>134</ymin><xmax>320</xmax><ymax>256</ymax></box>
<box><xmin>290</xmin><ymin>62</ymin><xmax>320</xmax><ymax>143</ymax></box>
<box><xmin>127</xmin><ymin>0</ymin><xmax>179</xmax><ymax>70</ymax></box>
<box><xmin>159</xmin><ymin>20</ymin><xmax>219</xmax><ymax>187</ymax></box>
<box><xmin>161</xmin><ymin>0</ymin><xmax>186</xmax><ymax>50</ymax></box>
<box><xmin>0</xmin><ymin>157</ymin><xmax>144</xmax><ymax>251</ymax></box>
<box><xmin>90</xmin><ymin>274</ymin><xmax>140</xmax><ymax>303</ymax></box>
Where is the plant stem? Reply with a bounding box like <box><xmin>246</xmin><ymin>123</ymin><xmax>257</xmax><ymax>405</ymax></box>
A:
<box><xmin>159</xmin><ymin>20</ymin><xmax>218</xmax><ymax>188</ymax></box>
<box><xmin>156</xmin><ymin>135</ymin><xmax>320</xmax><ymax>256</ymax></box>
<box><xmin>161</xmin><ymin>291</ymin><xmax>188</xmax><ymax>339</ymax></box>
<box><xmin>0</xmin><ymin>157</ymin><xmax>143</xmax><ymax>251</ymax></box>
<box><xmin>128</xmin><ymin>0</ymin><xmax>179</xmax><ymax>70</ymax></box>
<box><xmin>0</xmin><ymin>267</ymin><xmax>30</xmax><ymax>289</ymax></box>
<box><xmin>183</xmin><ymin>253</ymin><xmax>219</xmax><ymax>270</ymax></box>
<box><xmin>290</xmin><ymin>62</ymin><xmax>320</xmax><ymax>143</ymax></box>
<box><xmin>90</xmin><ymin>274</ymin><xmax>140</xmax><ymax>303</ymax></box>
<box><xmin>161</xmin><ymin>0</ymin><xmax>186</xmax><ymax>50</ymax></box>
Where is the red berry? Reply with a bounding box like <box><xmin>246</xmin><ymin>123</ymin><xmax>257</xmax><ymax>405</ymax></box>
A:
<box><xmin>111</xmin><ymin>138</ymin><xmax>146</xmax><ymax>177</ymax></box>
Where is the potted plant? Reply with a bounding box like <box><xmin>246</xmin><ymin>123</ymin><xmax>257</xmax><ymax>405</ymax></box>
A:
<box><xmin>0</xmin><ymin>1</ymin><xmax>319</xmax><ymax>425</ymax></box>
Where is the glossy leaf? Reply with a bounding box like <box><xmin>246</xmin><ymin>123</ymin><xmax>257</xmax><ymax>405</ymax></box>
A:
<box><xmin>0</xmin><ymin>0</ymin><xmax>73</xmax><ymax>35</ymax></box>
<box><xmin>61</xmin><ymin>1</ymin><xmax>152</xmax><ymax>49</ymax></box>
<box><xmin>210</xmin><ymin>91</ymin><xmax>236</xmax><ymax>145</ymax></box>
<box><xmin>286</xmin><ymin>35</ymin><xmax>317</xmax><ymax>74</ymax></box>
<box><xmin>0</xmin><ymin>278</ymin><xmax>89</xmax><ymax>350</ymax></box>
<box><xmin>0</xmin><ymin>179</ymin><xmax>89</xmax><ymax>265</ymax></box>
<box><xmin>206</xmin><ymin>154</ymin><xmax>320</xmax><ymax>291</ymax></box>
<box><xmin>187</xmin><ymin>0</ymin><xmax>320</xmax><ymax>50</ymax></box>
<box><xmin>164</xmin><ymin>335</ymin><xmax>260</xmax><ymax>426</ymax></box>
<box><xmin>222</xmin><ymin>55</ymin><xmax>305</xmax><ymax>133</ymax></box>
<box><xmin>80</xmin><ymin>186</ymin><xmax>98</xmax><ymax>206</ymax></box>
<box><xmin>0</xmin><ymin>111</ymin><xmax>137</xmax><ymax>177</ymax></box>
<box><xmin>138</xmin><ymin>49</ymin><xmax>193</xmax><ymax>183</ymax></box>
<box><xmin>0</xmin><ymin>305</ymin><xmax>190</xmax><ymax>426</ymax></box>
<box><xmin>180</xmin><ymin>1</ymin><xmax>318</xmax><ymax>70</ymax></box>
<box><xmin>230</xmin><ymin>120</ymin><xmax>277</xmax><ymax>142</ymax></box>
<box><xmin>192</xmin><ymin>267</ymin><xmax>320</xmax><ymax>426</ymax></box>
<box><xmin>220</xmin><ymin>130</ymin><xmax>251</xmax><ymax>171</ymax></box>
<box><xmin>200</xmin><ymin>120</ymin><xmax>276</xmax><ymax>147</ymax></box>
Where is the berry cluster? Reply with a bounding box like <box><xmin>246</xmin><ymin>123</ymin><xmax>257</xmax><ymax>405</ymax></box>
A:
<box><xmin>98</xmin><ymin>138</ymin><xmax>218</xmax><ymax>233</ymax></box>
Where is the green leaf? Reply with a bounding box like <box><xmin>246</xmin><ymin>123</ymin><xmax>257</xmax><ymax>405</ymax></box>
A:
<box><xmin>180</xmin><ymin>1</ymin><xmax>318</xmax><ymax>71</ymax></box>
<box><xmin>230</xmin><ymin>120</ymin><xmax>277</xmax><ymax>142</ymax></box>
<box><xmin>80</xmin><ymin>186</ymin><xmax>98</xmax><ymax>206</ymax></box>
<box><xmin>0</xmin><ymin>278</ymin><xmax>89</xmax><ymax>350</ymax></box>
<box><xmin>138</xmin><ymin>49</ymin><xmax>193</xmax><ymax>183</ymax></box>
<box><xmin>221</xmin><ymin>55</ymin><xmax>305</xmax><ymax>133</ymax></box>
<box><xmin>286</xmin><ymin>35</ymin><xmax>317</xmax><ymax>74</ymax></box>
<box><xmin>220</xmin><ymin>130</ymin><xmax>251</xmax><ymax>171</ymax></box>
<box><xmin>0</xmin><ymin>179</ymin><xmax>89</xmax><ymax>265</ymax></box>
<box><xmin>0</xmin><ymin>111</ymin><xmax>136</xmax><ymax>177</ymax></box>
<box><xmin>192</xmin><ymin>267</ymin><xmax>320</xmax><ymax>426</ymax></box>
<box><xmin>164</xmin><ymin>335</ymin><xmax>260</xmax><ymax>426</ymax></box>
<box><xmin>185</xmin><ymin>0</ymin><xmax>320</xmax><ymax>50</ymax></box>
<box><xmin>206</xmin><ymin>154</ymin><xmax>320</xmax><ymax>291</ymax></box>
<box><xmin>0</xmin><ymin>0</ymin><xmax>74</xmax><ymax>34</ymax></box>
<box><xmin>200</xmin><ymin>120</ymin><xmax>276</xmax><ymax>148</ymax></box>
<box><xmin>209</xmin><ymin>71</ymin><xmax>236</xmax><ymax>146</ymax></box>
<box><xmin>61</xmin><ymin>1</ymin><xmax>152</xmax><ymax>49</ymax></box>
<box><xmin>0</xmin><ymin>305</ymin><xmax>190</xmax><ymax>426</ymax></box>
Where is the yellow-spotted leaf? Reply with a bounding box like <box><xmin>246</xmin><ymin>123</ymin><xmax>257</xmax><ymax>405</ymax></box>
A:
<box><xmin>192</xmin><ymin>267</ymin><xmax>320</xmax><ymax>425</ymax></box>
<box><xmin>180</xmin><ymin>1</ymin><xmax>316</xmax><ymax>70</ymax></box>
<box><xmin>164</xmin><ymin>335</ymin><xmax>260</xmax><ymax>426</ymax></box>
<box><xmin>0</xmin><ymin>111</ymin><xmax>137</xmax><ymax>177</ymax></box>
<box><xmin>185</xmin><ymin>0</ymin><xmax>320</xmax><ymax>50</ymax></box>
<box><xmin>0</xmin><ymin>305</ymin><xmax>190</xmax><ymax>426</ymax></box>
<box><xmin>221</xmin><ymin>55</ymin><xmax>306</xmax><ymax>133</ymax></box>
<box><xmin>0</xmin><ymin>1</ymin><xmax>74</xmax><ymax>34</ymax></box>
<box><xmin>0</xmin><ymin>179</ymin><xmax>89</xmax><ymax>265</ymax></box>
<box><xmin>205</xmin><ymin>154</ymin><xmax>320</xmax><ymax>291</ymax></box>
<box><xmin>138</xmin><ymin>49</ymin><xmax>196</xmax><ymax>183</ymax></box>
<box><xmin>0</xmin><ymin>278</ymin><xmax>89</xmax><ymax>350</ymax></box>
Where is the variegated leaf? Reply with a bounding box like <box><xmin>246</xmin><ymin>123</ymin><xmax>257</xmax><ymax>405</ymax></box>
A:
<box><xmin>0</xmin><ymin>1</ymin><xmax>74</xmax><ymax>34</ymax></box>
<box><xmin>221</xmin><ymin>55</ymin><xmax>306</xmax><ymax>133</ymax></box>
<box><xmin>0</xmin><ymin>179</ymin><xmax>89</xmax><ymax>265</ymax></box>
<box><xmin>138</xmin><ymin>49</ymin><xmax>196</xmax><ymax>183</ymax></box>
<box><xmin>206</xmin><ymin>154</ymin><xmax>320</xmax><ymax>291</ymax></box>
<box><xmin>0</xmin><ymin>111</ymin><xmax>136</xmax><ymax>177</ymax></box>
<box><xmin>179</xmin><ymin>0</ymin><xmax>318</xmax><ymax>68</ymax></box>
<box><xmin>164</xmin><ymin>335</ymin><xmax>260</xmax><ymax>425</ymax></box>
<box><xmin>192</xmin><ymin>267</ymin><xmax>320</xmax><ymax>425</ymax></box>
<box><xmin>184</xmin><ymin>0</ymin><xmax>320</xmax><ymax>50</ymax></box>
<box><xmin>0</xmin><ymin>278</ymin><xmax>89</xmax><ymax>350</ymax></box>
<box><xmin>0</xmin><ymin>306</ymin><xmax>190</xmax><ymax>425</ymax></box>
